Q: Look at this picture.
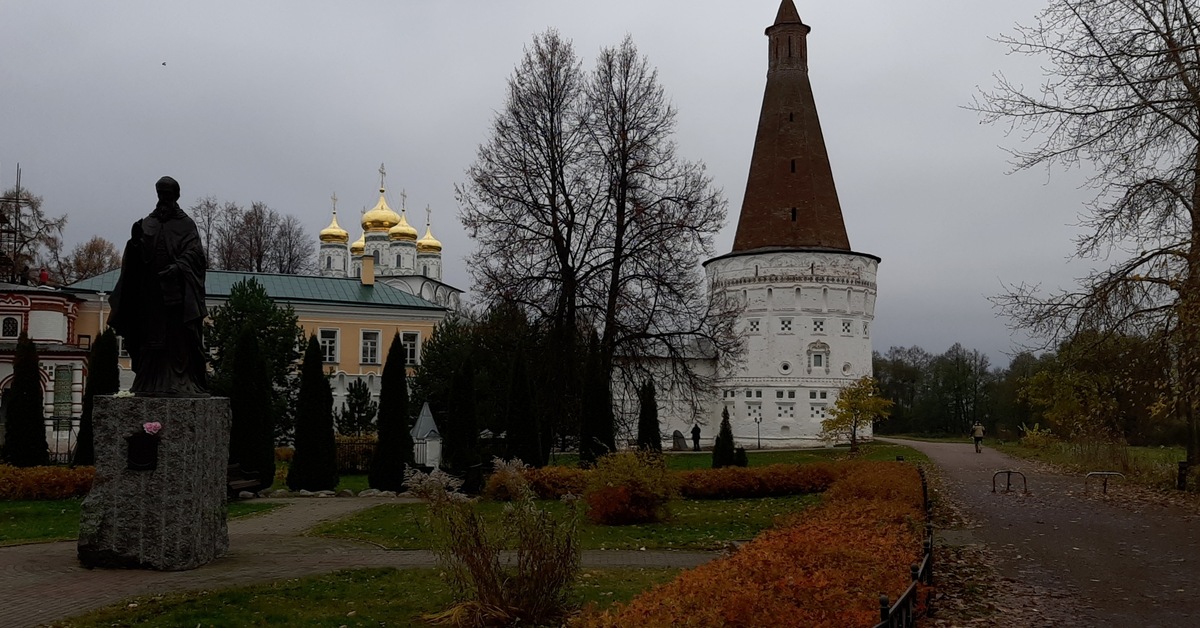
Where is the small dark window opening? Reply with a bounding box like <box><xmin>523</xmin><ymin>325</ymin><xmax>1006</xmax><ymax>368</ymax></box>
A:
<box><xmin>397</xmin><ymin>254</ymin><xmax>402</xmax><ymax>267</ymax></box>
<box><xmin>789</xmin><ymin>112</ymin><xmax>794</xmax><ymax>122</ymax></box>
<box><xmin>790</xmin><ymin>159</ymin><xmax>796</xmax><ymax>173</ymax></box>
<box><xmin>788</xmin><ymin>36</ymin><xmax>793</xmax><ymax>58</ymax></box>
<box><xmin>755</xmin><ymin>265</ymin><xmax>759</xmax><ymax>276</ymax></box>
<box><xmin>791</xmin><ymin>208</ymin><xmax>797</xmax><ymax>222</ymax></box>
<box><xmin>326</xmin><ymin>256</ymin><xmax>331</xmax><ymax>269</ymax></box>
<box><xmin>372</xmin><ymin>250</ymin><xmax>380</xmax><ymax>265</ymax></box>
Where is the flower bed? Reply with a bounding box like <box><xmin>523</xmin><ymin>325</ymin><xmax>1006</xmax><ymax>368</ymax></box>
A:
<box><xmin>573</xmin><ymin>462</ymin><xmax>925</xmax><ymax>627</ymax></box>
<box><xmin>676</xmin><ymin>463</ymin><xmax>841</xmax><ymax>499</ymax></box>
<box><xmin>0</xmin><ymin>464</ymin><xmax>94</xmax><ymax>500</ymax></box>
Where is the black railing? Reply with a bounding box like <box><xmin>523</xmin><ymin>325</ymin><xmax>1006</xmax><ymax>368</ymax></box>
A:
<box><xmin>873</xmin><ymin>465</ymin><xmax>934</xmax><ymax>628</ymax></box>
<box><xmin>335</xmin><ymin>437</ymin><xmax>377</xmax><ymax>474</ymax></box>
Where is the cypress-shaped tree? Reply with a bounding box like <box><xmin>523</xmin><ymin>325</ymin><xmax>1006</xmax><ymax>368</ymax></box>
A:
<box><xmin>287</xmin><ymin>336</ymin><xmax>338</xmax><ymax>491</ymax></box>
<box><xmin>505</xmin><ymin>353</ymin><xmax>543</xmax><ymax>466</ymax></box>
<box><xmin>440</xmin><ymin>358</ymin><xmax>479</xmax><ymax>480</ymax></box>
<box><xmin>579</xmin><ymin>332</ymin><xmax>614</xmax><ymax>467</ymax></box>
<box><xmin>73</xmin><ymin>328</ymin><xmax>120</xmax><ymax>467</ymax></box>
<box><xmin>369</xmin><ymin>332</ymin><xmax>414</xmax><ymax>491</ymax></box>
<box><xmin>636</xmin><ymin>380</ymin><xmax>662</xmax><ymax>453</ymax></box>
<box><xmin>229</xmin><ymin>328</ymin><xmax>276</xmax><ymax>492</ymax></box>
<box><xmin>712</xmin><ymin>406</ymin><xmax>736</xmax><ymax>469</ymax></box>
<box><xmin>1</xmin><ymin>333</ymin><xmax>48</xmax><ymax>467</ymax></box>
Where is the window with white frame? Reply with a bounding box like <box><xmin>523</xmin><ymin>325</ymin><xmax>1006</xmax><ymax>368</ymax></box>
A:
<box><xmin>807</xmin><ymin>341</ymin><xmax>831</xmax><ymax>374</ymax></box>
<box><xmin>1</xmin><ymin>316</ymin><xmax>19</xmax><ymax>338</ymax></box>
<box><xmin>779</xmin><ymin>317</ymin><xmax>792</xmax><ymax>333</ymax></box>
<box><xmin>777</xmin><ymin>404</ymin><xmax>795</xmax><ymax>420</ymax></box>
<box><xmin>812</xmin><ymin>318</ymin><xmax>825</xmax><ymax>333</ymax></box>
<box><xmin>842</xmin><ymin>320</ymin><xmax>853</xmax><ymax>335</ymax></box>
<box><xmin>361</xmin><ymin>330</ymin><xmax>381</xmax><ymax>364</ymax></box>
<box><xmin>748</xmin><ymin>318</ymin><xmax>761</xmax><ymax>334</ymax></box>
<box><xmin>863</xmin><ymin>321</ymin><xmax>870</xmax><ymax>337</ymax></box>
<box><xmin>117</xmin><ymin>335</ymin><xmax>129</xmax><ymax>358</ymax></box>
<box><xmin>319</xmin><ymin>329</ymin><xmax>339</xmax><ymax>363</ymax></box>
<box><xmin>402</xmin><ymin>331</ymin><xmax>420</xmax><ymax>365</ymax></box>
<box><xmin>810</xmin><ymin>405</ymin><xmax>827</xmax><ymax>420</ymax></box>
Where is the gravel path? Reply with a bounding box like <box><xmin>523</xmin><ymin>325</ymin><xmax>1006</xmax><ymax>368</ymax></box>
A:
<box><xmin>0</xmin><ymin>497</ymin><xmax>715</xmax><ymax>628</ymax></box>
<box><xmin>883</xmin><ymin>438</ymin><xmax>1200</xmax><ymax>626</ymax></box>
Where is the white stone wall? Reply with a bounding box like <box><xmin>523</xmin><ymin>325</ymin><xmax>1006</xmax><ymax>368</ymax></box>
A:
<box><xmin>390</xmin><ymin>241</ymin><xmax>417</xmax><ymax>274</ymax></box>
<box><xmin>417</xmin><ymin>252</ymin><xmax>441</xmax><ymax>281</ymax></box>
<box><xmin>704</xmin><ymin>249</ymin><xmax>879</xmax><ymax>448</ymax></box>
<box><xmin>364</xmin><ymin>233</ymin><xmax>391</xmax><ymax>275</ymax></box>
<box><xmin>28</xmin><ymin>310</ymin><xmax>67</xmax><ymax>343</ymax></box>
<box><xmin>319</xmin><ymin>243</ymin><xmax>349</xmax><ymax>278</ymax></box>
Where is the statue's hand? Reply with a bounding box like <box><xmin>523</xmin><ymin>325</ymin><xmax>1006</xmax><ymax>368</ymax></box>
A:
<box><xmin>158</xmin><ymin>264</ymin><xmax>179</xmax><ymax>279</ymax></box>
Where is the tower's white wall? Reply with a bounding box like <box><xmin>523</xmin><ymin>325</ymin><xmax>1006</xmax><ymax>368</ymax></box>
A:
<box><xmin>417</xmin><ymin>253</ymin><xmax>441</xmax><ymax>281</ymax></box>
<box><xmin>702</xmin><ymin>249</ymin><xmax>878</xmax><ymax>447</ymax></box>
<box><xmin>320</xmin><ymin>243</ymin><xmax>349</xmax><ymax>278</ymax></box>
<box><xmin>390</xmin><ymin>241</ymin><xmax>417</xmax><ymax>274</ymax></box>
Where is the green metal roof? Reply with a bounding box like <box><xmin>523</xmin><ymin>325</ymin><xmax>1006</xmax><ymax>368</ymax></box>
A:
<box><xmin>68</xmin><ymin>270</ymin><xmax>444</xmax><ymax>311</ymax></box>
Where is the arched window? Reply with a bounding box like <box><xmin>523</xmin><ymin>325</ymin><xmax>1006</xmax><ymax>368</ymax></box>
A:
<box><xmin>422</xmin><ymin>265</ymin><xmax>428</xmax><ymax>277</ymax></box>
<box><xmin>1</xmin><ymin>316</ymin><xmax>19</xmax><ymax>338</ymax></box>
<box><xmin>396</xmin><ymin>254</ymin><xmax>402</xmax><ymax>267</ymax></box>
<box><xmin>372</xmin><ymin>251</ymin><xmax>380</xmax><ymax>265</ymax></box>
<box><xmin>325</xmin><ymin>256</ymin><xmax>332</xmax><ymax>269</ymax></box>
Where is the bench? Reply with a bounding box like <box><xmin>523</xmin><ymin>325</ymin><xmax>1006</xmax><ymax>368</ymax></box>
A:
<box><xmin>226</xmin><ymin>463</ymin><xmax>261</xmax><ymax>496</ymax></box>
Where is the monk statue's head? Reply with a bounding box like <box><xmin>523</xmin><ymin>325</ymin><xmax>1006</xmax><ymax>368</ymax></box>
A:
<box><xmin>155</xmin><ymin>176</ymin><xmax>180</xmax><ymax>203</ymax></box>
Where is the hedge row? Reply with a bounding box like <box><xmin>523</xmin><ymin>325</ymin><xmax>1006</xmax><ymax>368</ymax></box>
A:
<box><xmin>490</xmin><ymin>463</ymin><xmax>842</xmax><ymax>502</ymax></box>
<box><xmin>574</xmin><ymin>462</ymin><xmax>925</xmax><ymax>627</ymax></box>
<box><xmin>0</xmin><ymin>465</ymin><xmax>94</xmax><ymax>500</ymax></box>
<box><xmin>675</xmin><ymin>463</ymin><xmax>840</xmax><ymax>499</ymax></box>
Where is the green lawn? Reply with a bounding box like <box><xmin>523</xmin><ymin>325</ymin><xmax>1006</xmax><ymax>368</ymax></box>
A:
<box><xmin>0</xmin><ymin>500</ymin><xmax>279</xmax><ymax>546</ymax></box>
<box><xmin>314</xmin><ymin>494</ymin><xmax>820</xmax><ymax>551</ymax></box>
<box><xmin>54</xmin><ymin>566</ymin><xmax>680</xmax><ymax>627</ymax></box>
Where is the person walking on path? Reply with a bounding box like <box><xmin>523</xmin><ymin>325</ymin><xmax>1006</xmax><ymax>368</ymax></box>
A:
<box><xmin>691</xmin><ymin>424</ymin><xmax>701</xmax><ymax>451</ymax></box>
<box><xmin>972</xmin><ymin>421</ymin><xmax>985</xmax><ymax>453</ymax></box>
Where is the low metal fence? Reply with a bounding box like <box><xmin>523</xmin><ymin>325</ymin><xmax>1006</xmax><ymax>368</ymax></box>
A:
<box><xmin>873</xmin><ymin>465</ymin><xmax>934</xmax><ymax>628</ymax></box>
<box><xmin>335</xmin><ymin>437</ymin><xmax>377</xmax><ymax>474</ymax></box>
<box><xmin>45</xmin><ymin>419</ymin><xmax>78</xmax><ymax>465</ymax></box>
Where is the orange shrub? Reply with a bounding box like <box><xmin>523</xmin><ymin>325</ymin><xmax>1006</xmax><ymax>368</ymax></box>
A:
<box><xmin>575</xmin><ymin>462</ymin><xmax>924</xmax><ymax>627</ymax></box>
<box><xmin>676</xmin><ymin>463</ymin><xmax>840</xmax><ymax>499</ymax></box>
<box><xmin>0</xmin><ymin>464</ymin><xmax>95</xmax><ymax>500</ymax></box>
<box><xmin>521</xmin><ymin>466</ymin><xmax>589</xmax><ymax>499</ymax></box>
<box><xmin>274</xmin><ymin>447</ymin><xmax>294</xmax><ymax>463</ymax></box>
<box><xmin>584</xmin><ymin>452</ymin><xmax>675</xmax><ymax>526</ymax></box>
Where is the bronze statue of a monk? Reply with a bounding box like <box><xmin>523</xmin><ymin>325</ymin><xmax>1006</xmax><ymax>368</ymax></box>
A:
<box><xmin>108</xmin><ymin>176</ymin><xmax>209</xmax><ymax>397</ymax></box>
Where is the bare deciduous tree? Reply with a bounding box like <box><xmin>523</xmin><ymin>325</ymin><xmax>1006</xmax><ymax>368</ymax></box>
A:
<box><xmin>0</xmin><ymin>185</ymin><xmax>66</xmax><ymax>283</ymax></box>
<box><xmin>188</xmin><ymin>198</ymin><xmax>312</xmax><ymax>275</ymax></box>
<box><xmin>458</xmin><ymin>30</ymin><xmax>740</xmax><ymax>431</ymax></box>
<box><xmin>975</xmin><ymin>0</ymin><xmax>1200</xmax><ymax>470</ymax></box>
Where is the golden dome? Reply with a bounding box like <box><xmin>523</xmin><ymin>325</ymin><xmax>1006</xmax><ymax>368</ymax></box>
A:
<box><xmin>389</xmin><ymin>210</ymin><xmax>418</xmax><ymax>241</ymax></box>
<box><xmin>319</xmin><ymin>211</ymin><xmax>350</xmax><ymax>243</ymax></box>
<box><xmin>350</xmin><ymin>231</ymin><xmax>366</xmax><ymax>255</ymax></box>
<box><xmin>417</xmin><ymin>223</ymin><xmax>442</xmax><ymax>253</ymax></box>
<box><xmin>361</xmin><ymin>189</ymin><xmax>401</xmax><ymax>232</ymax></box>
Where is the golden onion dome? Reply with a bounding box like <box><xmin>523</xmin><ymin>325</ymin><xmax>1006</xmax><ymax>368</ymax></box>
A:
<box><xmin>350</xmin><ymin>230</ymin><xmax>366</xmax><ymax>255</ymax></box>
<box><xmin>318</xmin><ymin>210</ymin><xmax>350</xmax><ymax>243</ymax></box>
<box><xmin>417</xmin><ymin>223</ymin><xmax>442</xmax><ymax>253</ymax></box>
<box><xmin>361</xmin><ymin>189</ymin><xmax>401</xmax><ymax>232</ymax></box>
<box><xmin>388</xmin><ymin>210</ymin><xmax>418</xmax><ymax>241</ymax></box>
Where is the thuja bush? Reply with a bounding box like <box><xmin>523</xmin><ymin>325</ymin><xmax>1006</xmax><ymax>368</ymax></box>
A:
<box><xmin>676</xmin><ymin>463</ymin><xmax>840</xmax><ymax>499</ymax></box>
<box><xmin>408</xmin><ymin>462</ymin><xmax>582</xmax><ymax>627</ymax></box>
<box><xmin>0</xmin><ymin>465</ymin><xmax>94</xmax><ymax>500</ymax></box>
<box><xmin>576</xmin><ymin>461</ymin><xmax>925</xmax><ymax>627</ymax></box>
<box><xmin>584</xmin><ymin>451</ymin><xmax>676</xmax><ymax>525</ymax></box>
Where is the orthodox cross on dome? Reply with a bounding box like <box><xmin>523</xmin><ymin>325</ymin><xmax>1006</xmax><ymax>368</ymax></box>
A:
<box><xmin>378</xmin><ymin>163</ymin><xmax>386</xmax><ymax>190</ymax></box>
<box><xmin>400</xmin><ymin>189</ymin><xmax>408</xmax><ymax>210</ymax></box>
<box><xmin>425</xmin><ymin>204</ymin><xmax>432</xmax><ymax>226</ymax></box>
<box><xmin>331</xmin><ymin>192</ymin><xmax>338</xmax><ymax>213</ymax></box>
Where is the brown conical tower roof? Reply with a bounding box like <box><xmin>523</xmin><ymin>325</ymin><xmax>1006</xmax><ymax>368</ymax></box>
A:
<box><xmin>731</xmin><ymin>0</ymin><xmax>850</xmax><ymax>253</ymax></box>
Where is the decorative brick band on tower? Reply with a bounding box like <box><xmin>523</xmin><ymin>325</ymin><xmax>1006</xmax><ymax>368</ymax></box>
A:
<box><xmin>732</xmin><ymin>0</ymin><xmax>851</xmax><ymax>253</ymax></box>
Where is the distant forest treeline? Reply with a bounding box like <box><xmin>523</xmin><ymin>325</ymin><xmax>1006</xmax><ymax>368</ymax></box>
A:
<box><xmin>873</xmin><ymin>331</ymin><xmax>1185</xmax><ymax>446</ymax></box>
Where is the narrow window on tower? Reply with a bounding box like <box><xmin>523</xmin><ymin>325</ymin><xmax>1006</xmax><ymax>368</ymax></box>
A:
<box><xmin>791</xmin><ymin>208</ymin><xmax>797</xmax><ymax>222</ymax></box>
<box><xmin>789</xmin><ymin>112</ymin><xmax>794</xmax><ymax>122</ymax></box>
<box><xmin>788</xmin><ymin>36</ymin><xmax>793</xmax><ymax>58</ymax></box>
<box><xmin>790</xmin><ymin>159</ymin><xmax>796</xmax><ymax>173</ymax></box>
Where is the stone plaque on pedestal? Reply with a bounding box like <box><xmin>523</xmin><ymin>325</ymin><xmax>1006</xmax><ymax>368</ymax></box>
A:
<box><xmin>78</xmin><ymin>396</ymin><xmax>231</xmax><ymax>571</ymax></box>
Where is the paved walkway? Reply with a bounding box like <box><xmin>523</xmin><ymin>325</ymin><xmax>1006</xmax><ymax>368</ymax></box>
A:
<box><xmin>883</xmin><ymin>438</ymin><xmax>1200</xmax><ymax>627</ymax></box>
<box><xmin>0</xmin><ymin>497</ymin><xmax>716</xmax><ymax>628</ymax></box>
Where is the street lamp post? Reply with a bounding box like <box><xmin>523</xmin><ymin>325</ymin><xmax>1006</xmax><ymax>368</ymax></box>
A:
<box><xmin>754</xmin><ymin>415</ymin><xmax>762</xmax><ymax>450</ymax></box>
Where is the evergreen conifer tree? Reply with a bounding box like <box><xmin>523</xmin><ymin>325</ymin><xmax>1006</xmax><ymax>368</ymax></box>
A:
<box><xmin>1</xmin><ymin>333</ymin><xmax>48</xmax><ymax>467</ymax></box>
<box><xmin>505</xmin><ymin>354</ymin><xmax>543</xmax><ymax>466</ymax></box>
<box><xmin>287</xmin><ymin>336</ymin><xmax>338</xmax><ymax>491</ymax></box>
<box><xmin>73</xmin><ymin>328</ymin><xmax>120</xmax><ymax>467</ymax></box>
<box><xmin>369</xmin><ymin>332</ymin><xmax>414</xmax><ymax>491</ymax></box>
<box><xmin>440</xmin><ymin>358</ymin><xmax>479</xmax><ymax>481</ymax></box>
<box><xmin>712</xmin><ymin>406</ymin><xmax>736</xmax><ymax>469</ymax></box>
<box><xmin>229</xmin><ymin>328</ymin><xmax>276</xmax><ymax>492</ymax></box>
<box><xmin>579</xmin><ymin>332</ymin><xmax>614</xmax><ymax>466</ymax></box>
<box><xmin>636</xmin><ymin>379</ymin><xmax>662</xmax><ymax>453</ymax></box>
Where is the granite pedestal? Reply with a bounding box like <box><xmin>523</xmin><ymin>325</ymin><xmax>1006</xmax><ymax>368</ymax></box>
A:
<box><xmin>78</xmin><ymin>395</ymin><xmax>231</xmax><ymax>571</ymax></box>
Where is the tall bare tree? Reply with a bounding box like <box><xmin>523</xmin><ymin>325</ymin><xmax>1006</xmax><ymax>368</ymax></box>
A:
<box><xmin>976</xmin><ymin>0</ymin><xmax>1200</xmax><ymax>471</ymax></box>
<box><xmin>458</xmin><ymin>31</ymin><xmax>739</xmax><ymax>432</ymax></box>
<box><xmin>0</xmin><ymin>185</ymin><xmax>66</xmax><ymax>283</ymax></box>
<box><xmin>188</xmin><ymin>198</ymin><xmax>312</xmax><ymax>275</ymax></box>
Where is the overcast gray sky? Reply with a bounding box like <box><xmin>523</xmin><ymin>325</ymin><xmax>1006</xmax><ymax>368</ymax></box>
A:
<box><xmin>1</xmin><ymin>1</ymin><xmax>1098</xmax><ymax>366</ymax></box>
